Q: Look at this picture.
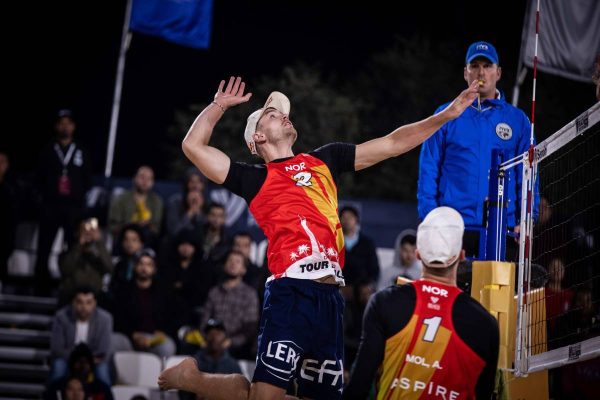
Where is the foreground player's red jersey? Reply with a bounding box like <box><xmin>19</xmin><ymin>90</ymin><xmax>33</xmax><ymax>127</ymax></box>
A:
<box><xmin>249</xmin><ymin>153</ymin><xmax>346</xmax><ymax>284</ymax></box>
<box><xmin>376</xmin><ymin>280</ymin><xmax>486</xmax><ymax>399</ymax></box>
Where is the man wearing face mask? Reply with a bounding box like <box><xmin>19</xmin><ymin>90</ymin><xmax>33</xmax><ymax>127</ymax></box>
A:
<box><xmin>35</xmin><ymin>109</ymin><xmax>92</xmax><ymax>295</ymax></box>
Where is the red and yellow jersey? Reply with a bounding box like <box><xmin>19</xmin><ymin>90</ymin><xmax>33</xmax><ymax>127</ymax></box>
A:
<box><xmin>250</xmin><ymin>153</ymin><xmax>346</xmax><ymax>283</ymax></box>
<box><xmin>376</xmin><ymin>280</ymin><xmax>486</xmax><ymax>399</ymax></box>
<box><xmin>222</xmin><ymin>143</ymin><xmax>356</xmax><ymax>285</ymax></box>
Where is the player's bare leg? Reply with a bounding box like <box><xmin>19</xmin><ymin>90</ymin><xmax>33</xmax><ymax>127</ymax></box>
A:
<box><xmin>158</xmin><ymin>358</ymin><xmax>296</xmax><ymax>400</ymax></box>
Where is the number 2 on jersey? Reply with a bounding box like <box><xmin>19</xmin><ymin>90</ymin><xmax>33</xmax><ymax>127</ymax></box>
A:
<box><xmin>422</xmin><ymin>316</ymin><xmax>442</xmax><ymax>342</ymax></box>
<box><xmin>293</xmin><ymin>171</ymin><xmax>313</xmax><ymax>187</ymax></box>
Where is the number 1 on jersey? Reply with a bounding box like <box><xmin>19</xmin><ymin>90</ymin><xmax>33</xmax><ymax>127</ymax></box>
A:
<box><xmin>422</xmin><ymin>316</ymin><xmax>442</xmax><ymax>342</ymax></box>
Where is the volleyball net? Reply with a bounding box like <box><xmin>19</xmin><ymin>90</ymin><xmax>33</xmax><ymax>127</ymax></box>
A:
<box><xmin>507</xmin><ymin>102</ymin><xmax>600</xmax><ymax>376</ymax></box>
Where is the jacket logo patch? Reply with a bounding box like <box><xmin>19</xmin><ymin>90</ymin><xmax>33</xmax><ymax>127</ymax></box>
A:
<box><xmin>496</xmin><ymin>123</ymin><xmax>512</xmax><ymax>140</ymax></box>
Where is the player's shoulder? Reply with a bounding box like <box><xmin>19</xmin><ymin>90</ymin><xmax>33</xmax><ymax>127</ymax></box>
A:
<box><xmin>309</xmin><ymin>142</ymin><xmax>354</xmax><ymax>155</ymax></box>
<box><xmin>373</xmin><ymin>282</ymin><xmax>416</xmax><ymax>305</ymax></box>
<box><xmin>232</xmin><ymin>160</ymin><xmax>267</xmax><ymax>170</ymax></box>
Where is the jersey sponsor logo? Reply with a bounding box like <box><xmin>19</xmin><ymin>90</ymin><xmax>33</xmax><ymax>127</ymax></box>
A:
<box><xmin>496</xmin><ymin>123</ymin><xmax>513</xmax><ymax>140</ymax></box>
<box><xmin>258</xmin><ymin>340</ymin><xmax>302</xmax><ymax>381</ymax></box>
<box><xmin>405</xmin><ymin>353</ymin><xmax>443</xmax><ymax>370</ymax></box>
<box><xmin>389</xmin><ymin>377</ymin><xmax>460</xmax><ymax>399</ymax></box>
<box><xmin>422</xmin><ymin>285</ymin><xmax>449</xmax><ymax>297</ymax></box>
<box><xmin>300</xmin><ymin>358</ymin><xmax>343</xmax><ymax>388</ymax></box>
<box><xmin>285</xmin><ymin>162</ymin><xmax>306</xmax><ymax>172</ymax></box>
<box><xmin>299</xmin><ymin>260</ymin><xmax>329</xmax><ymax>273</ymax></box>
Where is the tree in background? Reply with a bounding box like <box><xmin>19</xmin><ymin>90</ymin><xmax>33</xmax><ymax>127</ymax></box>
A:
<box><xmin>166</xmin><ymin>35</ymin><xmax>588</xmax><ymax>200</ymax></box>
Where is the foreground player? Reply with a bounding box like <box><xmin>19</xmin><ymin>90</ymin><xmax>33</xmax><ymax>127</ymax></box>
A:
<box><xmin>159</xmin><ymin>77</ymin><xmax>478</xmax><ymax>399</ymax></box>
<box><xmin>343</xmin><ymin>206</ymin><xmax>499</xmax><ymax>399</ymax></box>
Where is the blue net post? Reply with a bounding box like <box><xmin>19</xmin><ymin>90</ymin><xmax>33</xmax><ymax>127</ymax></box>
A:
<box><xmin>485</xmin><ymin>149</ymin><xmax>507</xmax><ymax>261</ymax></box>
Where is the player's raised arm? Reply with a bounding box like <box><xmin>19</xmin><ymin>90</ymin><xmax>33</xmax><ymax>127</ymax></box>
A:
<box><xmin>182</xmin><ymin>76</ymin><xmax>252</xmax><ymax>184</ymax></box>
<box><xmin>354</xmin><ymin>80</ymin><xmax>478</xmax><ymax>171</ymax></box>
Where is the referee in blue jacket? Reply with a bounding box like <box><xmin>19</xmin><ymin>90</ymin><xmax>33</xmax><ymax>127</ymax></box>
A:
<box><xmin>418</xmin><ymin>41</ymin><xmax>539</xmax><ymax>260</ymax></box>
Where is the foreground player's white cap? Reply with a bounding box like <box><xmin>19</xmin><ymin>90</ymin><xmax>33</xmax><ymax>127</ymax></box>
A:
<box><xmin>417</xmin><ymin>206</ymin><xmax>464</xmax><ymax>268</ymax></box>
<box><xmin>244</xmin><ymin>91</ymin><xmax>291</xmax><ymax>154</ymax></box>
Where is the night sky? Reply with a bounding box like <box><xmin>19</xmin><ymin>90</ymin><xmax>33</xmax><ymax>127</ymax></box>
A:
<box><xmin>5</xmin><ymin>0</ymin><xmax>596</xmax><ymax>179</ymax></box>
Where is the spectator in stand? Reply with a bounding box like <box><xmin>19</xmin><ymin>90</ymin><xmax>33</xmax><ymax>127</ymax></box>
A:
<box><xmin>35</xmin><ymin>109</ymin><xmax>92</xmax><ymax>295</ymax></box>
<box><xmin>112</xmin><ymin>248</ymin><xmax>180</xmax><ymax>358</ymax></box>
<box><xmin>176</xmin><ymin>319</ymin><xmax>243</xmax><ymax>400</ymax></box>
<box><xmin>45</xmin><ymin>343</ymin><xmax>113</xmax><ymax>400</ymax></box>
<box><xmin>49</xmin><ymin>287</ymin><xmax>112</xmax><ymax>386</ymax></box>
<box><xmin>545</xmin><ymin>257</ymin><xmax>575</xmax><ymax>349</ymax></box>
<box><xmin>343</xmin><ymin>280</ymin><xmax>376</xmax><ymax>372</ymax></box>
<box><xmin>45</xmin><ymin>376</ymin><xmax>85</xmax><ymax>400</ymax></box>
<box><xmin>570</xmin><ymin>287</ymin><xmax>600</xmax><ymax>343</ymax></box>
<box><xmin>58</xmin><ymin>218</ymin><xmax>112</xmax><ymax>305</ymax></box>
<box><xmin>378</xmin><ymin>229</ymin><xmax>421</xmax><ymax>290</ymax></box>
<box><xmin>194</xmin><ymin>318</ymin><xmax>242</xmax><ymax>374</ymax></box>
<box><xmin>0</xmin><ymin>150</ymin><xmax>17</xmax><ymax>281</ymax></box>
<box><xmin>164</xmin><ymin>228</ymin><xmax>214</xmax><ymax>324</ymax></box>
<box><xmin>109</xmin><ymin>224</ymin><xmax>145</xmax><ymax>295</ymax></box>
<box><xmin>200</xmin><ymin>203</ymin><xmax>230</xmax><ymax>266</ymax></box>
<box><xmin>108</xmin><ymin>165</ymin><xmax>163</xmax><ymax>248</ymax></box>
<box><xmin>200</xmin><ymin>250</ymin><xmax>259</xmax><ymax>360</ymax></box>
<box><xmin>339</xmin><ymin>205</ymin><xmax>380</xmax><ymax>301</ymax></box>
<box><xmin>232</xmin><ymin>231</ymin><xmax>268</xmax><ymax>295</ymax></box>
<box><xmin>165</xmin><ymin>167</ymin><xmax>207</xmax><ymax>238</ymax></box>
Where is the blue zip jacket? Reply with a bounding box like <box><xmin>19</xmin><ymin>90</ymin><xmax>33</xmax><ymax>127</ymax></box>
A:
<box><xmin>418</xmin><ymin>92</ymin><xmax>539</xmax><ymax>228</ymax></box>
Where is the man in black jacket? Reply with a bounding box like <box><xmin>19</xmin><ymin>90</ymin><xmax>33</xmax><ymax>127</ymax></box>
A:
<box><xmin>35</xmin><ymin>109</ymin><xmax>92</xmax><ymax>294</ymax></box>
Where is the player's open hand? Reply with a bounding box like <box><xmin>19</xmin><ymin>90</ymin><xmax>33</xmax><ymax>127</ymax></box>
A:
<box><xmin>214</xmin><ymin>76</ymin><xmax>252</xmax><ymax>111</ymax></box>
<box><xmin>443</xmin><ymin>80</ymin><xmax>479</xmax><ymax>119</ymax></box>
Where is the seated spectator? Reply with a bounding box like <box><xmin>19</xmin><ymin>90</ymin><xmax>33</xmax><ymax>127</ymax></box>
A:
<box><xmin>200</xmin><ymin>251</ymin><xmax>259</xmax><ymax>360</ymax></box>
<box><xmin>378</xmin><ymin>229</ymin><xmax>422</xmax><ymax>290</ymax></box>
<box><xmin>194</xmin><ymin>318</ymin><xmax>242</xmax><ymax>374</ymax></box>
<box><xmin>339</xmin><ymin>205</ymin><xmax>380</xmax><ymax>301</ymax></box>
<box><xmin>165</xmin><ymin>167</ymin><xmax>207</xmax><ymax>238</ymax></box>
<box><xmin>112</xmin><ymin>248</ymin><xmax>180</xmax><ymax>358</ymax></box>
<box><xmin>49</xmin><ymin>287</ymin><xmax>112</xmax><ymax>386</ymax></box>
<box><xmin>545</xmin><ymin>257</ymin><xmax>575</xmax><ymax>349</ymax></box>
<box><xmin>58</xmin><ymin>219</ymin><xmax>112</xmax><ymax>305</ymax></box>
<box><xmin>45</xmin><ymin>376</ymin><xmax>85</xmax><ymax>400</ymax></box>
<box><xmin>108</xmin><ymin>165</ymin><xmax>163</xmax><ymax>248</ymax></box>
<box><xmin>176</xmin><ymin>318</ymin><xmax>242</xmax><ymax>400</ymax></box>
<box><xmin>343</xmin><ymin>280</ymin><xmax>376</xmax><ymax>371</ymax></box>
<box><xmin>232</xmin><ymin>231</ymin><xmax>268</xmax><ymax>295</ymax></box>
<box><xmin>571</xmin><ymin>287</ymin><xmax>600</xmax><ymax>343</ymax></box>
<box><xmin>45</xmin><ymin>343</ymin><xmax>113</xmax><ymax>400</ymax></box>
<box><xmin>200</xmin><ymin>203</ymin><xmax>230</xmax><ymax>266</ymax></box>
<box><xmin>110</xmin><ymin>224</ymin><xmax>145</xmax><ymax>294</ymax></box>
<box><xmin>164</xmin><ymin>228</ymin><xmax>215</xmax><ymax>323</ymax></box>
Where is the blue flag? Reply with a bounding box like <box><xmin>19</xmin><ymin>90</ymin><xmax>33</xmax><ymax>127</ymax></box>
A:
<box><xmin>130</xmin><ymin>0</ymin><xmax>213</xmax><ymax>50</ymax></box>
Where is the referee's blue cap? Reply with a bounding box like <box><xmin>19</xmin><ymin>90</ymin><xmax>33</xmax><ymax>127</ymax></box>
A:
<box><xmin>466</xmin><ymin>41</ymin><xmax>499</xmax><ymax>65</ymax></box>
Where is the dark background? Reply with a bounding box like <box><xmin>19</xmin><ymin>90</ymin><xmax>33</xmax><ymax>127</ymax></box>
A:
<box><xmin>4</xmin><ymin>0</ymin><xmax>597</xmax><ymax>180</ymax></box>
